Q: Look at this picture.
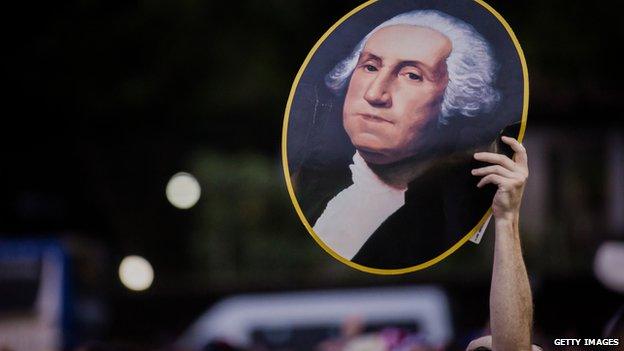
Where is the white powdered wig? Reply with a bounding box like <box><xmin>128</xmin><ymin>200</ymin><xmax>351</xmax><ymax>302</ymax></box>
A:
<box><xmin>325</xmin><ymin>10</ymin><xmax>500</xmax><ymax>125</ymax></box>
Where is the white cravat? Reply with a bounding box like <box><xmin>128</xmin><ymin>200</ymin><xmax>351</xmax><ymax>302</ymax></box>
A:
<box><xmin>313</xmin><ymin>152</ymin><xmax>407</xmax><ymax>259</ymax></box>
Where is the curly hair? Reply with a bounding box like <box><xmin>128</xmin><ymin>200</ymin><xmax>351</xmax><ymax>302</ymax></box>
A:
<box><xmin>325</xmin><ymin>10</ymin><xmax>500</xmax><ymax>125</ymax></box>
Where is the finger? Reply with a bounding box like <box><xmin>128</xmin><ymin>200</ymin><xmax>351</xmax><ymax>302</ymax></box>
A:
<box><xmin>474</xmin><ymin>152</ymin><xmax>517</xmax><ymax>171</ymax></box>
<box><xmin>477</xmin><ymin>174</ymin><xmax>508</xmax><ymax>188</ymax></box>
<box><xmin>471</xmin><ymin>165</ymin><xmax>516</xmax><ymax>178</ymax></box>
<box><xmin>501</xmin><ymin>136</ymin><xmax>528</xmax><ymax>168</ymax></box>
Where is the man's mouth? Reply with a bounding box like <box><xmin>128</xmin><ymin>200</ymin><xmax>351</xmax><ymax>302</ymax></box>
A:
<box><xmin>359</xmin><ymin>113</ymin><xmax>393</xmax><ymax>124</ymax></box>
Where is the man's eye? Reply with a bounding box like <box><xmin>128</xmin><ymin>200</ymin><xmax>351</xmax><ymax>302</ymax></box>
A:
<box><xmin>364</xmin><ymin>65</ymin><xmax>378</xmax><ymax>72</ymax></box>
<box><xmin>407</xmin><ymin>72</ymin><xmax>422</xmax><ymax>81</ymax></box>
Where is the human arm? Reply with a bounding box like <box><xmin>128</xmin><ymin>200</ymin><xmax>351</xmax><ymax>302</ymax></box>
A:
<box><xmin>470</xmin><ymin>136</ymin><xmax>532</xmax><ymax>351</ymax></box>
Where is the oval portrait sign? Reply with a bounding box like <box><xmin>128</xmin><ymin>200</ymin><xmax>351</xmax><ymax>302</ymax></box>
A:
<box><xmin>282</xmin><ymin>0</ymin><xmax>528</xmax><ymax>274</ymax></box>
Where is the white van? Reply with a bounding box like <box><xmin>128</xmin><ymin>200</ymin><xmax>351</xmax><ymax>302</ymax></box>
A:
<box><xmin>177</xmin><ymin>285</ymin><xmax>452</xmax><ymax>350</ymax></box>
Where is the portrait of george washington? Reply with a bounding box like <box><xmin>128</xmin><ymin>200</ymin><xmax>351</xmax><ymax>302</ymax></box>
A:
<box><xmin>284</xmin><ymin>1</ymin><xmax>526</xmax><ymax>271</ymax></box>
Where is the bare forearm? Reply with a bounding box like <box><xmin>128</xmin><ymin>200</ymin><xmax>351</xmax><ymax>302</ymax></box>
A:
<box><xmin>490</xmin><ymin>215</ymin><xmax>533</xmax><ymax>351</ymax></box>
<box><xmin>472</xmin><ymin>137</ymin><xmax>532</xmax><ymax>351</ymax></box>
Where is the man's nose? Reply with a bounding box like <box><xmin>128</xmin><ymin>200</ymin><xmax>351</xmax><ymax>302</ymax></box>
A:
<box><xmin>364</xmin><ymin>74</ymin><xmax>392</xmax><ymax>107</ymax></box>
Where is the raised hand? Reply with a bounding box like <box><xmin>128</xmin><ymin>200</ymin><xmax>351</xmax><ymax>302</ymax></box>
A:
<box><xmin>471</xmin><ymin>136</ymin><xmax>529</xmax><ymax>221</ymax></box>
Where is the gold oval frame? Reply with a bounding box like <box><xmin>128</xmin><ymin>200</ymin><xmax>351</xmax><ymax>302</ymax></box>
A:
<box><xmin>281</xmin><ymin>0</ymin><xmax>529</xmax><ymax>275</ymax></box>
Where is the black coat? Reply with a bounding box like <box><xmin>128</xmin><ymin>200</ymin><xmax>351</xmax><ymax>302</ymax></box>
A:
<box><xmin>294</xmin><ymin>151</ymin><xmax>496</xmax><ymax>270</ymax></box>
<box><xmin>351</xmin><ymin>153</ymin><xmax>495</xmax><ymax>269</ymax></box>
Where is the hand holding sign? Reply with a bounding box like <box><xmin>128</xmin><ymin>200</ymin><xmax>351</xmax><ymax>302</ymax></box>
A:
<box><xmin>472</xmin><ymin>136</ymin><xmax>529</xmax><ymax>221</ymax></box>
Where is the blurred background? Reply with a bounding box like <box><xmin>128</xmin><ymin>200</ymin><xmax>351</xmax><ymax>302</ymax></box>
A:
<box><xmin>1</xmin><ymin>0</ymin><xmax>623</xmax><ymax>350</ymax></box>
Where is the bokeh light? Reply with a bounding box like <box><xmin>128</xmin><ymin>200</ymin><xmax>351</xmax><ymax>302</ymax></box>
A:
<box><xmin>594</xmin><ymin>241</ymin><xmax>624</xmax><ymax>293</ymax></box>
<box><xmin>166</xmin><ymin>172</ymin><xmax>201</xmax><ymax>209</ymax></box>
<box><xmin>118</xmin><ymin>255</ymin><xmax>154</xmax><ymax>291</ymax></box>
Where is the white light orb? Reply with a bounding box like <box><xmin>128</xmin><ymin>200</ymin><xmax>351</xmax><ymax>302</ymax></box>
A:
<box><xmin>166</xmin><ymin>172</ymin><xmax>201</xmax><ymax>209</ymax></box>
<box><xmin>594</xmin><ymin>241</ymin><xmax>624</xmax><ymax>293</ymax></box>
<box><xmin>119</xmin><ymin>255</ymin><xmax>154</xmax><ymax>291</ymax></box>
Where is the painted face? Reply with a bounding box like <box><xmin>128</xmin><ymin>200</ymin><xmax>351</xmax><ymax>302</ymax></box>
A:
<box><xmin>343</xmin><ymin>25</ymin><xmax>451</xmax><ymax>164</ymax></box>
